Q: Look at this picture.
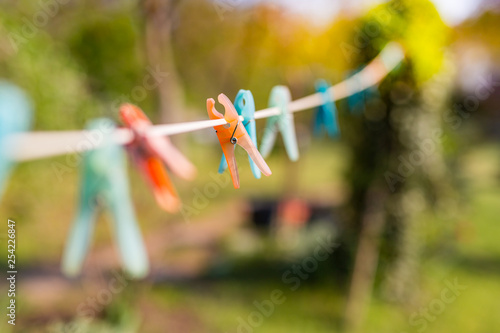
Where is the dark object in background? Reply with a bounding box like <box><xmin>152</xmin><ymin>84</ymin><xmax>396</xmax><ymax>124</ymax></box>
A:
<box><xmin>248</xmin><ymin>198</ymin><xmax>337</xmax><ymax>231</ymax></box>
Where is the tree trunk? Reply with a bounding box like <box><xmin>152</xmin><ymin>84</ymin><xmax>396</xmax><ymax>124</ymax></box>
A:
<box><xmin>344</xmin><ymin>185</ymin><xmax>387</xmax><ymax>332</ymax></box>
<box><xmin>142</xmin><ymin>0</ymin><xmax>185</xmax><ymax>125</ymax></box>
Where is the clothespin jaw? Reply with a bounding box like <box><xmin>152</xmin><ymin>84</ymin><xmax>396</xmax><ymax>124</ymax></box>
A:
<box><xmin>62</xmin><ymin>118</ymin><xmax>149</xmax><ymax>279</ymax></box>
<box><xmin>259</xmin><ymin>85</ymin><xmax>299</xmax><ymax>161</ymax></box>
<box><xmin>119</xmin><ymin>103</ymin><xmax>196</xmax><ymax>212</ymax></box>
<box><xmin>207</xmin><ymin>94</ymin><xmax>271</xmax><ymax>189</ymax></box>
<box><xmin>217</xmin><ymin>90</ymin><xmax>261</xmax><ymax>179</ymax></box>
<box><xmin>313</xmin><ymin>79</ymin><xmax>340</xmax><ymax>138</ymax></box>
<box><xmin>0</xmin><ymin>81</ymin><xmax>33</xmax><ymax>198</ymax></box>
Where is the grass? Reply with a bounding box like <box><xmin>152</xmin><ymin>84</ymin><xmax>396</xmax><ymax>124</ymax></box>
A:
<box><xmin>147</xmin><ymin>143</ymin><xmax>500</xmax><ymax>333</ymax></box>
<box><xmin>1</xmin><ymin>140</ymin><xmax>499</xmax><ymax>332</ymax></box>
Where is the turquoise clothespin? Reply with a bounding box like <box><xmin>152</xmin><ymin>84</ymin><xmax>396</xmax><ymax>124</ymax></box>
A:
<box><xmin>62</xmin><ymin>118</ymin><xmax>148</xmax><ymax>279</ymax></box>
<box><xmin>346</xmin><ymin>69</ymin><xmax>366</xmax><ymax>115</ymax></box>
<box><xmin>313</xmin><ymin>79</ymin><xmax>340</xmax><ymax>138</ymax></box>
<box><xmin>0</xmin><ymin>81</ymin><xmax>33</xmax><ymax>198</ymax></box>
<box><xmin>259</xmin><ymin>86</ymin><xmax>299</xmax><ymax>161</ymax></box>
<box><xmin>218</xmin><ymin>90</ymin><xmax>261</xmax><ymax>179</ymax></box>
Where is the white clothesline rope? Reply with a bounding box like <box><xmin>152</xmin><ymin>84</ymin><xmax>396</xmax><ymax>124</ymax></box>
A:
<box><xmin>8</xmin><ymin>42</ymin><xmax>404</xmax><ymax>162</ymax></box>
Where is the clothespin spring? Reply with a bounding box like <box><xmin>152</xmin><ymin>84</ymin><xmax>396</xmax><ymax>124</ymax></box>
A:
<box><xmin>230</xmin><ymin>122</ymin><xmax>239</xmax><ymax>144</ymax></box>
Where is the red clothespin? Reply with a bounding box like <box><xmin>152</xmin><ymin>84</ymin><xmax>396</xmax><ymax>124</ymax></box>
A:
<box><xmin>207</xmin><ymin>94</ymin><xmax>272</xmax><ymax>189</ymax></box>
<box><xmin>120</xmin><ymin>103</ymin><xmax>196</xmax><ymax>212</ymax></box>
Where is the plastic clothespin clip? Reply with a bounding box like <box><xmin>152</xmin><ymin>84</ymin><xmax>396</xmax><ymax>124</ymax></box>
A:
<box><xmin>313</xmin><ymin>79</ymin><xmax>340</xmax><ymax>138</ymax></box>
<box><xmin>119</xmin><ymin>104</ymin><xmax>196</xmax><ymax>213</ymax></box>
<box><xmin>207</xmin><ymin>93</ymin><xmax>272</xmax><ymax>189</ymax></box>
<box><xmin>0</xmin><ymin>81</ymin><xmax>33</xmax><ymax>198</ymax></box>
<box><xmin>217</xmin><ymin>90</ymin><xmax>261</xmax><ymax>179</ymax></box>
<box><xmin>346</xmin><ymin>69</ymin><xmax>366</xmax><ymax>115</ymax></box>
<box><xmin>62</xmin><ymin>118</ymin><xmax>148</xmax><ymax>279</ymax></box>
<box><xmin>259</xmin><ymin>85</ymin><xmax>299</xmax><ymax>161</ymax></box>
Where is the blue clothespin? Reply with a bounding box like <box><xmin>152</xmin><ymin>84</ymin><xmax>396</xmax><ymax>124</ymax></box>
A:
<box><xmin>259</xmin><ymin>86</ymin><xmax>299</xmax><ymax>161</ymax></box>
<box><xmin>62</xmin><ymin>118</ymin><xmax>148</xmax><ymax>279</ymax></box>
<box><xmin>313</xmin><ymin>79</ymin><xmax>340</xmax><ymax>138</ymax></box>
<box><xmin>346</xmin><ymin>69</ymin><xmax>366</xmax><ymax>115</ymax></box>
<box><xmin>0</xmin><ymin>81</ymin><xmax>33</xmax><ymax>198</ymax></box>
<box><xmin>218</xmin><ymin>90</ymin><xmax>261</xmax><ymax>179</ymax></box>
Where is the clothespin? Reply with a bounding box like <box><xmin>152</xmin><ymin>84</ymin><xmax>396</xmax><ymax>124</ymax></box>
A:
<box><xmin>313</xmin><ymin>79</ymin><xmax>340</xmax><ymax>138</ymax></box>
<box><xmin>346</xmin><ymin>69</ymin><xmax>366</xmax><ymax>115</ymax></box>
<box><xmin>207</xmin><ymin>93</ymin><xmax>272</xmax><ymax>189</ymax></box>
<box><xmin>259</xmin><ymin>85</ymin><xmax>299</xmax><ymax>161</ymax></box>
<box><xmin>0</xmin><ymin>81</ymin><xmax>33</xmax><ymax>198</ymax></box>
<box><xmin>218</xmin><ymin>90</ymin><xmax>261</xmax><ymax>179</ymax></box>
<box><xmin>62</xmin><ymin>118</ymin><xmax>148</xmax><ymax>279</ymax></box>
<box><xmin>119</xmin><ymin>103</ymin><xmax>196</xmax><ymax>212</ymax></box>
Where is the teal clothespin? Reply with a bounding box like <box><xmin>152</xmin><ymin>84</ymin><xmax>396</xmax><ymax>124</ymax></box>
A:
<box><xmin>346</xmin><ymin>69</ymin><xmax>366</xmax><ymax>115</ymax></box>
<box><xmin>313</xmin><ymin>79</ymin><xmax>340</xmax><ymax>138</ymax></box>
<box><xmin>0</xmin><ymin>81</ymin><xmax>33</xmax><ymax>198</ymax></box>
<box><xmin>259</xmin><ymin>85</ymin><xmax>299</xmax><ymax>161</ymax></box>
<box><xmin>218</xmin><ymin>90</ymin><xmax>261</xmax><ymax>179</ymax></box>
<box><xmin>62</xmin><ymin>118</ymin><xmax>148</xmax><ymax>279</ymax></box>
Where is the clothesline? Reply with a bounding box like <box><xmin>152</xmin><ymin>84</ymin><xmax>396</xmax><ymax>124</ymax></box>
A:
<box><xmin>8</xmin><ymin>42</ymin><xmax>404</xmax><ymax>162</ymax></box>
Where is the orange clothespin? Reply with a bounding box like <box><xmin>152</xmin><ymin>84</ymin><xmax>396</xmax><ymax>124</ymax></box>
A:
<box><xmin>207</xmin><ymin>93</ymin><xmax>272</xmax><ymax>189</ymax></box>
<box><xmin>120</xmin><ymin>103</ymin><xmax>196</xmax><ymax>212</ymax></box>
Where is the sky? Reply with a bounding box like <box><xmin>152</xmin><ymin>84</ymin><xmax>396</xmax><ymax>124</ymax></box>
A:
<box><xmin>259</xmin><ymin>0</ymin><xmax>488</xmax><ymax>26</ymax></box>
<box><xmin>430</xmin><ymin>0</ymin><xmax>483</xmax><ymax>25</ymax></box>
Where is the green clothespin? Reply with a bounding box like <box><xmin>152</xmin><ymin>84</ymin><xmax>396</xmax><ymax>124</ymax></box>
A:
<box><xmin>0</xmin><ymin>81</ymin><xmax>33</xmax><ymax>198</ymax></box>
<box><xmin>62</xmin><ymin>118</ymin><xmax>148</xmax><ymax>279</ymax></box>
<box><xmin>259</xmin><ymin>86</ymin><xmax>299</xmax><ymax>161</ymax></box>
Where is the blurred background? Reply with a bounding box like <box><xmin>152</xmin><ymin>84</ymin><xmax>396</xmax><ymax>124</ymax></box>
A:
<box><xmin>0</xmin><ymin>0</ymin><xmax>500</xmax><ymax>332</ymax></box>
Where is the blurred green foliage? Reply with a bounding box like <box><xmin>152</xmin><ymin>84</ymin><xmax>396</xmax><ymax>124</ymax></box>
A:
<box><xmin>365</xmin><ymin>0</ymin><xmax>449</xmax><ymax>83</ymax></box>
<box><xmin>0</xmin><ymin>11</ymin><xmax>98</xmax><ymax>130</ymax></box>
<box><xmin>0</xmin><ymin>0</ymin><xmax>452</xmax><ymax>130</ymax></box>
<box><xmin>67</xmin><ymin>12</ymin><xmax>144</xmax><ymax>99</ymax></box>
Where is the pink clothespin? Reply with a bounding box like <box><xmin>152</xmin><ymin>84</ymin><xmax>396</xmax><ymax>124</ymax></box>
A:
<box><xmin>120</xmin><ymin>104</ymin><xmax>196</xmax><ymax>212</ymax></box>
